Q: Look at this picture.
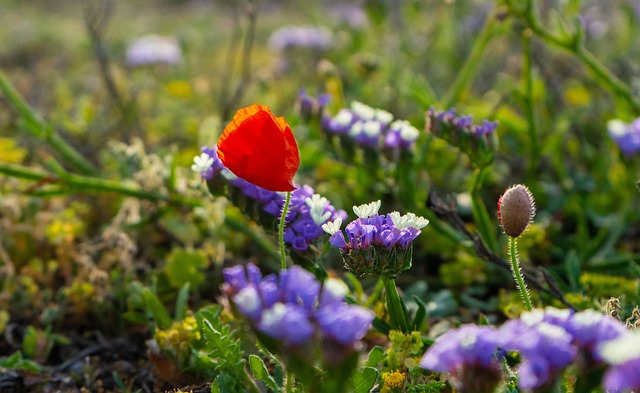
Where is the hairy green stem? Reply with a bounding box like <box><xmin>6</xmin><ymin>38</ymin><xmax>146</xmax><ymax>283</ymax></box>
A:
<box><xmin>279</xmin><ymin>191</ymin><xmax>292</xmax><ymax>270</ymax></box>
<box><xmin>0</xmin><ymin>69</ymin><xmax>99</xmax><ymax>176</ymax></box>
<box><xmin>508</xmin><ymin>236</ymin><xmax>533</xmax><ymax>311</ymax></box>
<box><xmin>441</xmin><ymin>8</ymin><xmax>500</xmax><ymax>109</ymax></box>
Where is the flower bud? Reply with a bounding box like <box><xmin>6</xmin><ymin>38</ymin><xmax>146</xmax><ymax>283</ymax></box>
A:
<box><xmin>498</xmin><ymin>184</ymin><xmax>535</xmax><ymax>238</ymax></box>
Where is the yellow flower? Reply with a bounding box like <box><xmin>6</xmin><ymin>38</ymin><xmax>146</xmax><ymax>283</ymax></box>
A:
<box><xmin>382</xmin><ymin>370</ymin><xmax>406</xmax><ymax>389</ymax></box>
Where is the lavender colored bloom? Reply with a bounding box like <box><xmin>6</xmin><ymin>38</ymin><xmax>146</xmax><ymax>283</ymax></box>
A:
<box><xmin>320</xmin><ymin>100</ymin><xmax>418</xmax><ymax>151</ymax></box>
<box><xmin>125</xmin><ymin>35</ymin><xmax>182</xmax><ymax>67</ymax></box>
<box><xmin>258</xmin><ymin>303</ymin><xmax>315</xmax><ymax>345</ymax></box>
<box><xmin>608</xmin><ymin>119</ymin><xmax>640</xmax><ymax>156</ymax></box>
<box><xmin>268</xmin><ymin>25</ymin><xmax>333</xmax><ymax>51</ymax></box>
<box><xmin>222</xmin><ymin>264</ymin><xmax>372</xmax><ymax>347</ymax></box>
<box><xmin>427</xmin><ymin>107</ymin><xmax>498</xmax><ymax>137</ymax></box>
<box><xmin>316</xmin><ymin>304</ymin><xmax>374</xmax><ymax>345</ymax></box>
<box><xmin>329</xmin><ymin>4</ymin><xmax>368</xmax><ymax>29</ymax></box>
<box><xmin>499</xmin><ymin>319</ymin><xmax>577</xmax><ymax>389</ymax></box>
<box><xmin>563</xmin><ymin>309</ymin><xmax>629</xmax><ymax>360</ymax></box>
<box><xmin>598</xmin><ymin>332</ymin><xmax>640</xmax><ymax>393</ymax></box>
<box><xmin>420</xmin><ymin>325</ymin><xmax>503</xmax><ymax>393</ymax></box>
<box><xmin>324</xmin><ymin>201</ymin><xmax>428</xmax><ymax>277</ymax></box>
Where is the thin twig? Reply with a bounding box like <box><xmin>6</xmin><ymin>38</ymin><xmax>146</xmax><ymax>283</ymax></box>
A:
<box><xmin>426</xmin><ymin>191</ymin><xmax>576</xmax><ymax>310</ymax></box>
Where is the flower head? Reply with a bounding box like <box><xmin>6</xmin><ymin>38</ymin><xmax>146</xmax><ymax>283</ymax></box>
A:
<box><xmin>125</xmin><ymin>34</ymin><xmax>182</xmax><ymax>67</ymax></box>
<box><xmin>420</xmin><ymin>325</ymin><xmax>503</xmax><ymax>393</ymax></box>
<box><xmin>353</xmin><ymin>200</ymin><xmax>381</xmax><ymax>218</ymax></box>
<box><xmin>217</xmin><ymin>104</ymin><xmax>300</xmax><ymax>192</ymax></box>
<box><xmin>598</xmin><ymin>332</ymin><xmax>640</xmax><ymax>393</ymax></box>
<box><xmin>328</xmin><ymin>202</ymin><xmax>427</xmax><ymax>277</ymax></box>
<box><xmin>222</xmin><ymin>264</ymin><xmax>373</xmax><ymax>347</ymax></box>
<box><xmin>608</xmin><ymin>118</ymin><xmax>640</xmax><ymax>156</ymax></box>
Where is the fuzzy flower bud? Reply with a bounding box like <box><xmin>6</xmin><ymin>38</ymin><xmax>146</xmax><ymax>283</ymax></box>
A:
<box><xmin>498</xmin><ymin>184</ymin><xmax>536</xmax><ymax>238</ymax></box>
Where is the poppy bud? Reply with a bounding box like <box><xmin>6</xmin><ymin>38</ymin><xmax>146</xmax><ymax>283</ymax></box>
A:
<box><xmin>498</xmin><ymin>184</ymin><xmax>535</xmax><ymax>238</ymax></box>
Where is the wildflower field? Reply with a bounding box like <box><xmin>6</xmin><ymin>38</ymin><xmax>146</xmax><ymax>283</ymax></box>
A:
<box><xmin>1</xmin><ymin>0</ymin><xmax>640</xmax><ymax>392</ymax></box>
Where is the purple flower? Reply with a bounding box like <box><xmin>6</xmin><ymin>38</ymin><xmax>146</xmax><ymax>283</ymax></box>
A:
<box><xmin>608</xmin><ymin>119</ymin><xmax>640</xmax><ymax>156</ymax></box>
<box><xmin>563</xmin><ymin>309</ymin><xmax>629</xmax><ymax>361</ymax></box>
<box><xmin>316</xmin><ymin>304</ymin><xmax>374</xmax><ymax>345</ymax></box>
<box><xmin>222</xmin><ymin>264</ymin><xmax>372</xmax><ymax>347</ymax></box>
<box><xmin>499</xmin><ymin>319</ymin><xmax>577</xmax><ymax>389</ymax></box>
<box><xmin>125</xmin><ymin>35</ymin><xmax>182</xmax><ymax>67</ymax></box>
<box><xmin>268</xmin><ymin>26</ymin><xmax>333</xmax><ymax>51</ymax></box>
<box><xmin>321</xmin><ymin>101</ymin><xmax>418</xmax><ymax>151</ymax></box>
<box><xmin>323</xmin><ymin>202</ymin><xmax>428</xmax><ymax>277</ymax></box>
<box><xmin>420</xmin><ymin>325</ymin><xmax>503</xmax><ymax>393</ymax></box>
<box><xmin>258</xmin><ymin>303</ymin><xmax>315</xmax><ymax>345</ymax></box>
<box><xmin>598</xmin><ymin>332</ymin><xmax>640</xmax><ymax>393</ymax></box>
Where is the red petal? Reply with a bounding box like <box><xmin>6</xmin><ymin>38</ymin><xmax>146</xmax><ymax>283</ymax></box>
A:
<box><xmin>217</xmin><ymin>104</ymin><xmax>300</xmax><ymax>192</ymax></box>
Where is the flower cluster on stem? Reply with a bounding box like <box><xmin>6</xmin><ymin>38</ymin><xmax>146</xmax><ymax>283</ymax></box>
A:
<box><xmin>322</xmin><ymin>200</ymin><xmax>428</xmax><ymax>278</ymax></box>
<box><xmin>222</xmin><ymin>263</ymin><xmax>374</xmax><ymax>347</ymax></box>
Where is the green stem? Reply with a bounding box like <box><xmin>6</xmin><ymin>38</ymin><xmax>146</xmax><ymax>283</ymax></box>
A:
<box><xmin>470</xmin><ymin>166</ymin><xmax>498</xmax><ymax>252</ymax></box>
<box><xmin>508</xmin><ymin>237</ymin><xmax>533</xmax><ymax>311</ymax></box>
<box><xmin>383</xmin><ymin>277</ymin><xmax>410</xmax><ymax>333</ymax></box>
<box><xmin>522</xmin><ymin>29</ymin><xmax>539</xmax><ymax>175</ymax></box>
<box><xmin>279</xmin><ymin>191</ymin><xmax>292</xmax><ymax>270</ymax></box>
<box><xmin>0</xmin><ymin>69</ymin><xmax>99</xmax><ymax>176</ymax></box>
<box><xmin>509</xmin><ymin>0</ymin><xmax>640</xmax><ymax>112</ymax></box>
<box><xmin>0</xmin><ymin>162</ymin><xmax>280</xmax><ymax>265</ymax></box>
<box><xmin>441</xmin><ymin>9</ymin><xmax>500</xmax><ymax>109</ymax></box>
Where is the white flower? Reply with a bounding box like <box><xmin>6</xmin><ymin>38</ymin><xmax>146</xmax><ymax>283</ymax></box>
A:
<box><xmin>351</xmin><ymin>101</ymin><xmax>375</xmax><ymax>120</ymax></box>
<box><xmin>362</xmin><ymin>120</ymin><xmax>382</xmax><ymax>137</ymax></box>
<box><xmin>391</xmin><ymin>120</ymin><xmax>419</xmax><ymax>143</ymax></box>
<box><xmin>389</xmin><ymin>211</ymin><xmax>429</xmax><ymax>230</ymax></box>
<box><xmin>353</xmin><ymin>200</ymin><xmax>381</xmax><ymax>218</ymax></box>
<box><xmin>607</xmin><ymin>119</ymin><xmax>628</xmax><ymax>137</ymax></box>
<box><xmin>599</xmin><ymin>331</ymin><xmax>640</xmax><ymax>365</ymax></box>
<box><xmin>375</xmin><ymin>109</ymin><xmax>393</xmax><ymax>125</ymax></box>
<box><xmin>305</xmin><ymin>194</ymin><xmax>331</xmax><ymax>225</ymax></box>
<box><xmin>322</xmin><ymin>217</ymin><xmax>342</xmax><ymax>235</ymax></box>
<box><xmin>334</xmin><ymin>109</ymin><xmax>354</xmax><ymax>126</ymax></box>
<box><xmin>348</xmin><ymin>120</ymin><xmax>363</xmax><ymax>137</ymax></box>
<box><xmin>191</xmin><ymin>153</ymin><xmax>214</xmax><ymax>173</ymax></box>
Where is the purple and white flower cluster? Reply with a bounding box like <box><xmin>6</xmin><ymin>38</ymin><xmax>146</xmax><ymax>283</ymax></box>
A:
<box><xmin>322</xmin><ymin>200</ymin><xmax>429</xmax><ymax>277</ymax></box>
<box><xmin>607</xmin><ymin>119</ymin><xmax>640</xmax><ymax>156</ymax></box>
<box><xmin>223</xmin><ymin>263</ymin><xmax>374</xmax><ymax>346</ymax></box>
<box><xmin>193</xmin><ymin>146</ymin><xmax>346</xmax><ymax>252</ymax></box>
<box><xmin>322</xmin><ymin>101</ymin><xmax>420</xmax><ymax>150</ymax></box>
<box><xmin>427</xmin><ymin>107</ymin><xmax>498</xmax><ymax>137</ymax></box>
<box><xmin>125</xmin><ymin>35</ymin><xmax>182</xmax><ymax>67</ymax></box>
<box><xmin>268</xmin><ymin>25</ymin><xmax>334</xmax><ymax>52</ymax></box>
<box><xmin>419</xmin><ymin>307</ymin><xmax>636</xmax><ymax>392</ymax></box>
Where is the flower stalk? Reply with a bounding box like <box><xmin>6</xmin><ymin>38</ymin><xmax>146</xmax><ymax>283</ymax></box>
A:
<box><xmin>279</xmin><ymin>191</ymin><xmax>292</xmax><ymax>270</ymax></box>
<box><xmin>508</xmin><ymin>236</ymin><xmax>533</xmax><ymax>311</ymax></box>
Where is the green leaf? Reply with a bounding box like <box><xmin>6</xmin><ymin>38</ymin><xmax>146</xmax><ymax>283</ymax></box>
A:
<box><xmin>248</xmin><ymin>354</ymin><xmax>279</xmax><ymax>390</ymax></box>
<box><xmin>352</xmin><ymin>366</ymin><xmax>378</xmax><ymax>393</ymax></box>
<box><xmin>163</xmin><ymin>248</ymin><xmax>206</xmax><ymax>290</ymax></box>
<box><xmin>141</xmin><ymin>288</ymin><xmax>172</xmax><ymax>330</ymax></box>
<box><xmin>411</xmin><ymin>295</ymin><xmax>428</xmax><ymax>331</ymax></box>
<box><xmin>364</xmin><ymin>346</ymin><xmax>387</xmax><ymax>368</ymax></box>
<box><xmin>22</xmin><ymin>326</ymin><xmax>38</xmax><ymax>359</ymax></box>
<box><xmin>174</xmin><ymin>283</ymin><xmax>190</xmax><ymax>321</ymax></box>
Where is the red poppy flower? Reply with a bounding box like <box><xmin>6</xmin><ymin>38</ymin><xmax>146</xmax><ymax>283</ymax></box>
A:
<box><xmin>217</xmin><ymin>104</ymin><xmax>300</xmax><ymax>192</ymax></box>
